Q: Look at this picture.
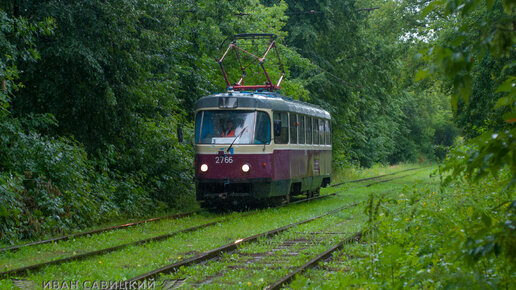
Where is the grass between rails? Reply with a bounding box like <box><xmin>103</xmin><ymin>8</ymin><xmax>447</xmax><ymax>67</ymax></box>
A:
<box><xmin>0</xmin><ymin>213</ymin><xmax>220</xmax><ymax>271</ymax></box>
<box><xmin>0</xmin><ymin>207</ymin><xmax>202</xmax><ymax>251</ymax></box>
<box><xmin>0</xmin><ymin>164</ymin><xmax>434</xmax><ymax>289</ymax></box>
<box><xmin>152</xmin><ymin>168</ymin><xmax>436</xmax><ymax>288</ymax></box>
<box><xmin>327</xmin><ymin>167</ymin><xmax>436</xmax><ymax>200</ymax></box>
<box><xmin>331</xmin><ymin>162</ymin><xmax>431</xmax><ymax>185</ymax></box>
<box><xmin>0</xmin><ymin>195</ymin><xmax>360</xmax><ymax>288</ymax></box>
<box><xmin>290</xmin><ymin>168</ymin><xmax>515</xmax><ymax>288</ymax></box>
<box><xmin>157</xmin><ymin>205</ymin><xmax>365</xmax><ymax>289</ymax></box>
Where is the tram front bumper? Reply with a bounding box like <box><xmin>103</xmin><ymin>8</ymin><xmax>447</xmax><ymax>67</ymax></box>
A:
<box><xmin>195</xmin><ymin>178</ymin><xmax>275</xmax><ymax>201</ymax></box>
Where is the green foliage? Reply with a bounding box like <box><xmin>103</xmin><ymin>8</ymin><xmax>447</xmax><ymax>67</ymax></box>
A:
<box><xmin>419</xmin><ymin>0</ymin><xmax>515</xmax><ymax>186</ymax></box>
<box><xmin>0</xmin><ymin>2</ymin><xmax>194</xmax><ymax>242</ymax></box>
<box><xmin>417</xmin><ymin>7</ymin><xmax>515</xmax><ymax>277</ymax></box>
<box><xmin>0</xmin><ymin>0</ymin><xmax>507</xmax><ymax>248</ymax></box>
<box><xmin>454</xmin><ymin>56</ymin><xmax>511</xmax><ymax>138</ymax></box>
<box><xmin>356</xmin><ymin>0</ymin><xmax>516</xmax><ymax>285</ymax></box>
<box><xmin>279</xmin><ymin>0</ymin><xmax>458</xmax><ymax>167</ymax></box>
<box><xmin>349</xmin><ymin>176</ymin><xmax>515</xmax><ymax>288</ymax></box>
<box><xmin>0</xmin><ymin>0</ymin><xmax>315</xmax><ymax>243</ymax></box>
<box><xmin>442</xmin><ymin>129</ymin><xmax>516</xmax><ymax>190</ymax></box>
<box><xmin>117</xmin><ymin>116</ymin><xmax>194</xmax><ymax>208</ymax></box>
<box><xmin>0</xmin><ymin>10</ymin><xmax>54</xmax><ymax>115</ymax></box>
<box><xmin>0</xmin><ymin>116</ymin><xmax>121</xmax><ymax>241</ymax></box>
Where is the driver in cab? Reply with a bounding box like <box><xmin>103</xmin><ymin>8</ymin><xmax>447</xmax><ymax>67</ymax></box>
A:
<box><xmin>222</xmin><ymin>120</ymin><xmax>235</xmax><ymax>137</ymax></box>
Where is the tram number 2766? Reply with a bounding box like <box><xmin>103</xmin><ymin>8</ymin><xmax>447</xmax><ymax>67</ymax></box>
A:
<box><xmin>215</xmin><ymin>156</ymin><xmax>233</xmax><ymax>164</ymax></box>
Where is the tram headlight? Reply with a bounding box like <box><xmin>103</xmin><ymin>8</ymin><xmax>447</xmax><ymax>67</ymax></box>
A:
<box><xmin>200</xmin><ymin>164</ymin><xmax>208</xmax><ymax>172</ymax></box>
<box><xmin>242</xmin><ymin>164</ymin><xmax>250</xmax><ymax>173</ymax></box>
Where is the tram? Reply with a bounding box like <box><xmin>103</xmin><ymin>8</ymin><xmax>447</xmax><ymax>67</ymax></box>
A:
<box><xmin>194</xmin><ymin>91</ymin><xmax>331</xmax><ymax>207</ymax></box>
<box><xmin>193</xmin><ymin>33</ymin><xmax>331</xmax><ymax>207</ymax></box>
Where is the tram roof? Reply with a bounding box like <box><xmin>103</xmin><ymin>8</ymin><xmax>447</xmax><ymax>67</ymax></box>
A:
<box><xmin>194</xmin><ymin>91</ymin><xmax>331</xmax><ymax>119</ymax></box>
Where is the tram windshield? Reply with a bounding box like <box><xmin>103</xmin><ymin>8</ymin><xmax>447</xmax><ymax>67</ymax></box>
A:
<box><xmin>195</xmin><ymin>110</ymin><xmax>271</xmax><ymax>144</ymax></box>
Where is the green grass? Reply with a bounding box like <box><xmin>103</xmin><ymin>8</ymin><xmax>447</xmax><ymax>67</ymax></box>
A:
<box><xmin>290</xmin><ymin>167</ymin><xmax>515</xmax><ymax>289</ymax></box>
<box><xmin>158</xmin><ymin>205</ymin><xmax>365</xmax><ymax>289</ymax></box>
<box><xmin>331</xmin><ymin>162</ymin><xmax>431</xmax><ymax>184</ymax></box>
<box><xmin>0</xmin><ymin>205</ymin><xmax>203</xmax><ymax>250</ymax></box>
<box><xmin>0</xmin><ymin>163</ymin><xmax>437</xmax><ymax>289</ymax></box>
<box><xmin>0</xmin><ymin>212</ymin><xmax>221</xmax><ymax>271</ymax></box>
<box><xmin>0</xmin><ymin>196</ymin><xmax>362</xmax><ymax>288</ymax></box>
<box><xmin>3</xmin><ymin>164</ymin><xmax>509</xmax><ymax>289</ymax></box>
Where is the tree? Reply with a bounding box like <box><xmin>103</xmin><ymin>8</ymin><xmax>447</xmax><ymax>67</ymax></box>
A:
<box><xmin>419</xmin><ymin>0</ymin><xmax>515</xmax><ymax>265</ymax></box>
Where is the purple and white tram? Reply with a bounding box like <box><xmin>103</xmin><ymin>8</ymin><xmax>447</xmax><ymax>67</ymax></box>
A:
<box><xmin>194</xmin><ymin>91</ymin><xmax>332</xmax><ymax>208</ymax></box>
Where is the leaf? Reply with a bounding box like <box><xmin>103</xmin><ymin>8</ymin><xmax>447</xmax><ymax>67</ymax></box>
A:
<box><xmin>421</xmin><ymin>1</ymin><xmax>438</xmax><ymax>17</ymax></box>
<box><xmin>486</xmin><ymin>0</ymin><xmax>495</xmax><ymax>10</ymax></box>
<box><xmin>481</xmin><ymin>213</ymin><xmax>492</xmax><ymax>227</ymax></box>
<box><xmin>502</xmin><ymin>111</ymin><xmax>516</xmax><ymax>123</ymax></box>
<box><xmin>457</xmin><ymin>76</ymin><xmax>473</xmax><ymax>104</ymax></box>
<box><xmin>451</xmin><ymin>94</ymin><xmax>459</xmax><ymax>112</ymax></box>
<box><xmin>495</xmin><ymin>97</ymin><xmax>510</xmax><ymax>109</ymax></box>
<box><xmin>495</xmin><ymin>76</ymin><xmax>516</xmax><ymax>93</ymax></box>
<box><xmin>0</xmin><ymin>206</ymin><xmax>8</xmax><ymax>217</ymax></box>
<box><xmin>467</xmin><ymin>206</ymin><xmax>474</xmax><ymax>218</ymax></box>
<box><xmin>415</xmin><ymin>70</ymin><xmax>428</xmax><ymax>81</ymax></box>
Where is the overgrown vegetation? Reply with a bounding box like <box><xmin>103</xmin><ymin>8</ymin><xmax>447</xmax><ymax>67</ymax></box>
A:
<box><xmin>294</xmin><ymin>0</ymin><xmax>515</xmax><ymax>286</ymax></box>
<box><xmin>0</xmin><ymin>7</ymin><xmax>513</xmax><ymax>286</ymax></box>
<box><xmin>0</xmin><ymin>187</ymin><xmax>369</xmax><ymax>288</ymax></box>
<box><xmin>291</xmin><ymin>168</ymin><xmax>514</xmax><ymax>288</ymax></box>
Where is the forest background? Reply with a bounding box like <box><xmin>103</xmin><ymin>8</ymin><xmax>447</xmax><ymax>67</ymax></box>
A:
<box><xmin>0</xmin><ymin>0</ymin><xmax>513</xmax><ymax>247</ymax></box>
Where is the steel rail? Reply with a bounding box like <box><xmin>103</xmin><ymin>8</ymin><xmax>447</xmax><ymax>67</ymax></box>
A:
<box><xmin>0</xmin><ymin>221</ymin><xmax>219</xmax><ymax>279</ymax></box>
<box><xmin>119</xmin><ymin>201</ymin><xmax>360</xmax><ymax>286</ymax></box>
<box><xmin>266</xmin><ymin>231</ymin><xmax>363</xmax><ymax>290</ymax></box>
<box><xmin>1</xmin><ymin>190</ymin><xmax>337</xmax><ymax>255</ymax></box>
<box><xmin>365</xmin><ymin>172</ymin><xmax>419</xmax><ymax>187</ymax></box>
<box><xmin>0</xmin><ymin>211</ymin><xmax>199</xmax><ymax>253</ymax></box>
<box><xmin>0</xmin><ymin>193</ymin><xmax>336</xmax><ymax>279</ymax></box>
<box><xmin>289</xmin><ymin>192</ymin><xmax>334</xmax><ymax>205</ymax></box>
<box><xmin>330</xmin><ymin>167</ymin><xmax>424</xmax><ymax>188</ymax></box>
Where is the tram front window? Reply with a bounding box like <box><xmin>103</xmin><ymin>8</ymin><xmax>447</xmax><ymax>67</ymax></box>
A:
<box><xmin>195</xmin><ymin>110</ymin><xmax>271</xmax><ymax>144</ymax></box>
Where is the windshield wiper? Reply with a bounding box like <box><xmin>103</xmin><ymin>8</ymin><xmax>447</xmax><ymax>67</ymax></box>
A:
<box><xmin>227</xmin><ymin>126</ymin><xmax>247</xmax><ymax>153</ymax></box>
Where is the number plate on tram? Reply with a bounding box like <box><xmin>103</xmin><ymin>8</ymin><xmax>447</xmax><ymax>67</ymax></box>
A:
<box><xmin>215</xmin><ymin>156</ymin><xmax>233</xmax><ymax>164</ymax></box>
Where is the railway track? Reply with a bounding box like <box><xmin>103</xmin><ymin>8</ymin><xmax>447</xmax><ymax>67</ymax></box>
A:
<box><xmin>364</xmin><ymin>172</ymin><xmax>419</xmax><ymax>187</ymax></box>
<box><xmin>0</xmin><ymin>211</ymin><xmax>199</xmax><ymax>253</ymax></box>
<box><xmin>191</xmin><ymin>231</ymin><xmax>361</xmax><ymax>288</ymax></box>
<box><xmin>330</xmin><ymin>167</ymin><xmax>424</xmax><ymax>188</ymax></box>
<box><xmin>120</xmin><ymin>201</ymin><xmax>361</xmax><ymax>287</ymax></box>
<box><xmin>263</xmin><ymin>169</ymin><xmax>428</xmax><ymax>289</ymax></box>
<box><xmin>1</xmin><ymin>167</ymin><xmax>430</xmax><ymax>286</ymax></box>
<box><xmin>266</xmin><ymin>231</ymin><xmax>363</xmax><ymax>290</ymax></box>
<box><xmin>142</xmin><ymin>169</ymin><xmax>429</xmax><ymax>288</ymax></box>
<box><xmin>1</xmin><ymin>168</ymin><xmax>420</xmax><ymax>254</ymax></box>
<box><xmin>1</xmin><ymin>184</ymin><xmax>344</xmax><ymax>255</ymax></box>
<box><xmin>0</xmin><ymin>193</ymin><xmax>335</xmax><ymax>279</ymax></box>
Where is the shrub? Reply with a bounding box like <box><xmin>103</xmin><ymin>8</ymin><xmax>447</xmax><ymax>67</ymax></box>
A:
<box><xmin>0</xmin><ymin>117</ymin><xmax>120</xmax><ymax>241</ymax></box>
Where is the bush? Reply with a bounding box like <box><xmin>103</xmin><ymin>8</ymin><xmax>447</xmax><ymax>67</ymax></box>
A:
<box><xmin>117</xmin><ymin>116</ymin><xmax>194</xmax><ymax>209</ymax></box>
<box><xmin>0</xmin><ymin>117</ymin><xmax>120</xmax><ymax>241</ymax></box>
<box><xmin>342</xmin><ymin>173</ymin><xmax>515</xmax><ymax>288</ymax></box>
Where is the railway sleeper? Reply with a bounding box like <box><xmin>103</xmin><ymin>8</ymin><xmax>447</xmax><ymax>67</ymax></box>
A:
<box><xmin>121</xmin><ymin>202</ymin><xmax>359</xmax><ymax>285</ymax></box>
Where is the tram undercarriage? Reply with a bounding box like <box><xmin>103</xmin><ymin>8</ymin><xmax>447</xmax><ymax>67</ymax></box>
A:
<box><xmin>196</xmin><ymin>177</ymin><xmax>329</xmax><ymax>209</ymax></box>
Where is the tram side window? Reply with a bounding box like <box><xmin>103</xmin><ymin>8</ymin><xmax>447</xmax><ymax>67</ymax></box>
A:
<box><xmin>313</xmin><ymin>118</ymin><xmax>319</xmax><ymax>145</ymax></box>
<box><xmin>319</xmin><ymin>119</ymin><xmax>325</xmax><ymax>145</ymax></box>
<box><xmin>195</xmin><ymin>112</ymin><xmax>202</xmax><ymax>143</ymax></box>
<box><xmin>299</xmin><ymin>115</ymin><xmax>305</xmax><ymax>144</ymax></box>
<box><xmin>290</xmin><ymin>113</ymin><xmax>298</xmax><ymax>144</ymax></box>
<box><xmin>273</xmin><ymin>112</ymin><xmax>289</xmax><ymax>144</ymax></box>
<box><xmin>306</xmin><ymin>117</ymin><xmax>312</xmax><ymax>144</ymax></box>
<box><xmin>255</xmin><ymin>111</ymin><xmax>271</xmax><ymax>144</ymax></box>
<box><xmin>325</xmin><ymin>120</ymin><xmax>331</xmax><ymax>145</ymax></box>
